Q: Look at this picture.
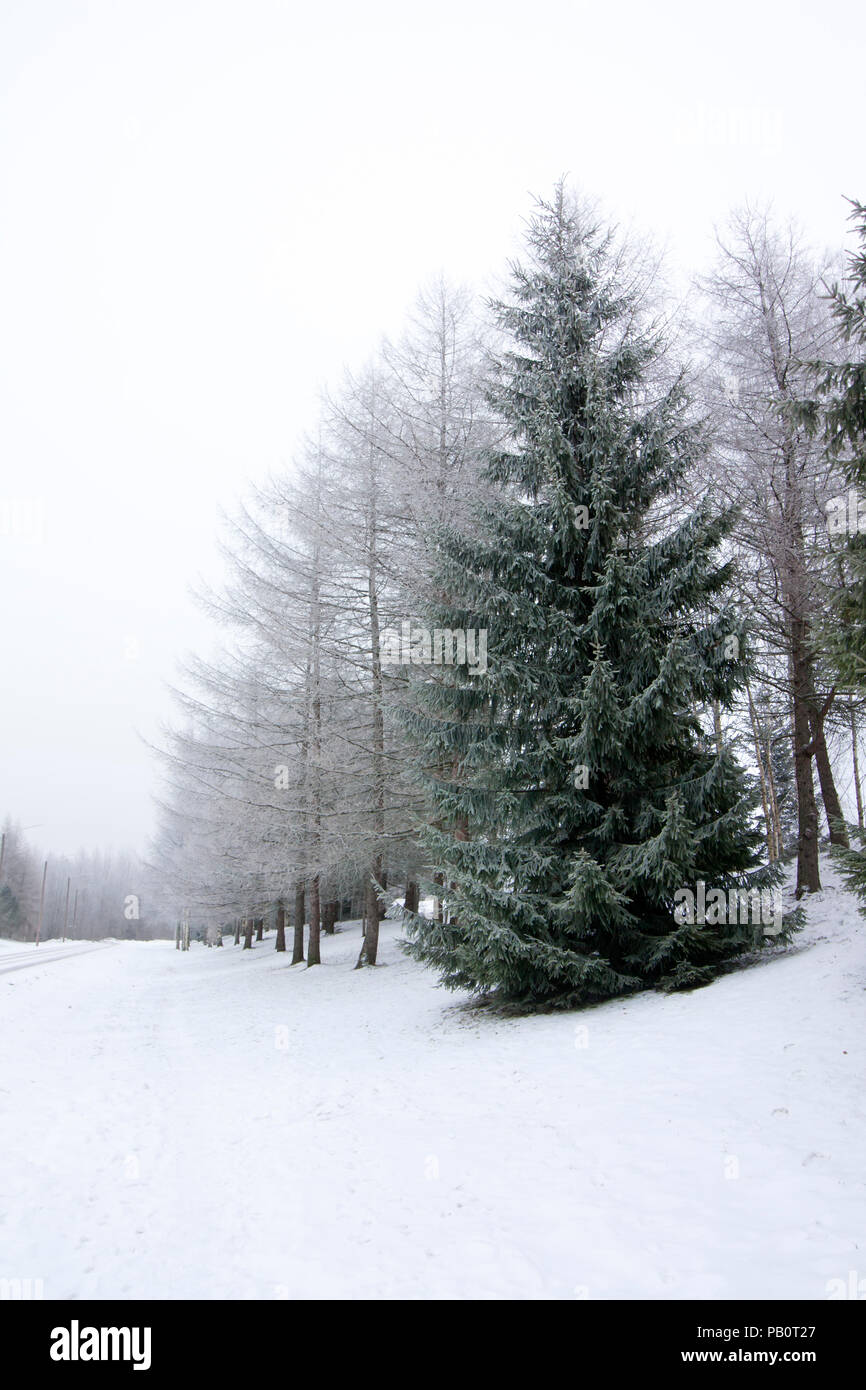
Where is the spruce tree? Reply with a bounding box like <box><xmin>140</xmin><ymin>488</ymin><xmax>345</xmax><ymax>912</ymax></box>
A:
<box><xmin>808</xmin><ymin>199</ymin><xmax>866</xmax><ymax>686</ymax></box>
<box><xmin>401</xmin><ymin>187</ymin><xmax>776</xmax><ymax>1007</ymax></box>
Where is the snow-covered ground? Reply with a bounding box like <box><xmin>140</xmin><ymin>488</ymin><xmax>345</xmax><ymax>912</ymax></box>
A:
<box><xmin>0</xmin><ymin>938</ymin><xmax>118</xmax><ymax>976</ymax></box>
<box><xmin>1</xmin><ymin>859</ymin><xmax>864</xmax><ymax>1300</ymax></box>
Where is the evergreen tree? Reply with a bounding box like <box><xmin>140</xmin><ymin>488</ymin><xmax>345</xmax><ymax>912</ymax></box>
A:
<box><xmin>808</xmin><ymin>199</ymin><xmax>866</xmax><ymax>686</ymax></box>
<box><xmin>401</xmin><ymin>187</ymin><xmax>778</xmax><ymax>1007</ymax></box>
<box><xmin>0</xmin><ymin>884</ymin><xmax>26</xmax><ymax>939</ymax></box>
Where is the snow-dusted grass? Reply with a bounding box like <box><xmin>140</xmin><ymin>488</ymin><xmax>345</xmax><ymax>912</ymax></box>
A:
<box><xmin>1</xmin><ymin>858</ymin><xmax>864</xmax><ymax>1299</ymax></box>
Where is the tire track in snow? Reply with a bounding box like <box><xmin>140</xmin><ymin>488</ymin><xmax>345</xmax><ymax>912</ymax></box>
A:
<box><xmin>0</xmin><ymin>943</ymin><xmax>116</xmax><ymax>975</ymax></box>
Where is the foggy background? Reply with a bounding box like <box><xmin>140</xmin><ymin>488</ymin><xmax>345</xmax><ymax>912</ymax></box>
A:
<box><xmin>1</xmin><ymin>0</ymin><xmax>861</xmax><ymax>855</ymax></box>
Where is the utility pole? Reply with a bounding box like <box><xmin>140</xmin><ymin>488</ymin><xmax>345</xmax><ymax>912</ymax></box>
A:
<box><xmin>35</xmin><ymin>859</ymin><xmax>47</xmax><ymax>946</ymax></box>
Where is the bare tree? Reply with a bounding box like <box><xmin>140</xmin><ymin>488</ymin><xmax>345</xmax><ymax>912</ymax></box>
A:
<box><xmin>697</xmin><ymin>207</ymin><xmax>848</xmax><ymax>894</ymax></box>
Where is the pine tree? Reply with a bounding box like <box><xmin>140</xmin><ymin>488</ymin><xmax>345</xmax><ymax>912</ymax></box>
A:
<box><xmin>401</xmin><ymin>187</ymin><xmax>778</xmax><ymax>1007</ymax></box>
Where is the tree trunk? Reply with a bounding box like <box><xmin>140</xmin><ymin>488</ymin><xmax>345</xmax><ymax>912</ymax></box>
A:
<box><xmin>307</xmin><ymin>875</ymin><xmax>321</xmax><ymax>967</ymax></box>
<box><xmin>851</xmin><ymin>700</ymin><xmax>865</xmax><ymax>833</ymax></box>
<box><xmin>813</xmin><ymin>722</ymin><xmax>849</xmax><ymax>846</ymax></box>
<box><xmin>807</xmin><ymin>704</ymin><xmax>849</xmax><ymax>847</ymax></box>
<box><xmin>322</xmin><ymin>899</ymin><xmax>338</xmax><ymax>934</ymax></box>
<box><xmin>233</xmin><ymin>917</ymin><xmax>240</xmax><ymax>945</ymax></box>
<box><xmin>367</xmin><ymin>864</ymin><xmax>382</xmax><ymax>965</ymax></box>
<box><xmin>404</xmin><ymin>879</ymin><xmax>419</xmax><ymax>915</ymax></box>
<box><xmin>275</xmin><ymin>898</ymin><xmax>286</xmax><ymax>952</ymax></box>
<box><xmin>356</xmin><ymin>870</ymin><xmax>382</xmax><ymax>968</ymax></box>
<box><xmin>255</xmin><ymin>916</ymin><xmax>264</xmax><ymax>942</ymax></box>
<box><xmin>243</xmin><ymin>916</ymin><xmax>253</xmax><ymax>949</ymax></box>
<box><xmin>790</xmin><ymin>642</ymin><xmax>821</xmax><ymax>896</ymax></box>
<box><xmin>292</xmin><ymin>880</ymin><xmax>305</xmax><ymax>964</ymax></box>
<box><xmin>433</xmin><ymin>871</ymin><xmax>444</xmax><ymax>922</ymax></box>
<box><xmin>745</xmin><ymin>678</ymin><xmax>775</xmax><ymax>860</ymax></box>
<box><xmin>764</xmin><ymin>729</ymin><xmax>784</xmax><ymax>861</ymax></box>
<box><xmin>305</xmin><ymin>453</ymin><xmax>324</xmax><ymax>968</ymax></box>
<box><xmin>448</xmin><ymin>810</ymin><xmax>469</xmax><ymax>927</ymax></box>
<box><xmin>712</xmin><ymin>699</ymin><xmax>723</xmax><ymax>757</ymax></box>
<box><xmin>362</xmin><ymin>430</ymin><xmax>387</xmax><ymax>969</ymax></box>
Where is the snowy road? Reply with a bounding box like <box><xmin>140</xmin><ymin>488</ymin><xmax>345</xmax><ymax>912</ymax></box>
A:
<box><xmin>0</xmin><ymin>942</ymin><xmax>116</xmax><ymax>976</ymax></box>
<box><xmin>1</xmin><ymin>867</ymin><xmax>865</xmax><ymax>1299</ymax></box>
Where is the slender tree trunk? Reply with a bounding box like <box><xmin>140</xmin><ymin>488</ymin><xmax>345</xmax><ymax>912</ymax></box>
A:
<box><xmin>790</xmin><ymin>641</ymin><xmax>821</xmax><ymax>896</ymax></box>
<box><xmin>305</xmin><ymin>479</ymin><xmax>323</xmax><ymax>969</ymax></box>
<box><xmin>255</xmin><ymin>916</ymin><xmax>264</xmax><ymax>942</ymax></box>
<box><xmin>851</xmin><ymin>700</ymin><xmax>865</xmax><ymax>833</ymax></box>
<box><xmin>361</xmin><ymin>427</ymin><xmax>387</xmax><ymax>969</ymax></box>
<box><xmin>275</xmin><ymin>898</ymin><xmax>286</xmax><ymax>952</ymax></box>
<box><xmin>804</xmin><ymin>682</ymin><xmax>849</xmax><ymax>847</ymax></box>
<box><xmin>292</xmin><ymin>880</ymin><xmax>305</xmax><ymax>964</ymax></box>
<box><xmin>243</xmin><ymin>915</ymin><xmax>253</xmax><ymax>949</ymax></box>
<box><xmin>799</xmin><ymin>648</ymin><xmax>848</xmax><ymax>846</ymax></box>
<box><xmin>233</xmin><ymin>917</ymin><xmax>240</xmax><ymax>945</ymax></box>
<box><xmin>764</xmin><ymin>729</ymin><xmax>784</xmax><ymax>861</ymax></box>
<box><xmin>307</xmin><ymin>874</ymin><xmax>321</xmax><ymax>967</ymax></box>
<box><xmin>404</xmin><ymin>879</ymin><xmax>419</xmax><ymax>914</ymax></box>
<box><xmin>449</xmin><ymin>809</ymin><xmax>469</xmax><ymax>927</ymax></box>
<box><xmin>745</xmin><ymin>678</ymin><xmax>775</xmax><ymax>860</ymax></box>
<box><xmin>777</xmin><ymin>448</ymin><xmax>822</xmax><ymax>887</ymax></box>
<box><xmin>35</xmin><ymin>859</ymin><xmax>46</xmax><ymax>946</ymax></box>
<box><xmin>811</xmin><ymin>719</ymin><xmax>849</xmax><ymax>846</ymax></box>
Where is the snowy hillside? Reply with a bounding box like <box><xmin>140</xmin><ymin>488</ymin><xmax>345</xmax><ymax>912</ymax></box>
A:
<box><xmin>1</xmin><ymin>856</ymin><xmax>864</xmax><ymax>1300</ymax></box>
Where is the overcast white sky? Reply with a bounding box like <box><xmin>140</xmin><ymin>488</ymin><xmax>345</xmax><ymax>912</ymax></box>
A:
<box><xmin>1</xmin><ymin>0</ymin><xmax>863</xmax><ymax>857</ymax></box>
